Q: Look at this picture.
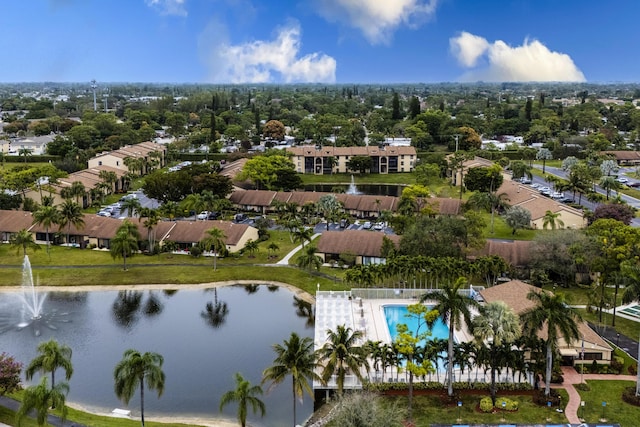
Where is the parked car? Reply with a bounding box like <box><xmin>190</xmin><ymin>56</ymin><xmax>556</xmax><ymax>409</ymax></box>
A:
<box><xmin>362</xmin><ymin>221</ymin><xmax>372</xmax><ymax>229</ymax></box>
<box><xmin>339</xmin><ymin>218</ymin><xmax>350</xmax><ymax>228</ymax></box>
<box><xmin>530</xmin><ymin>183</ymin><xmax>541</xmax><ymax>189</ymax></box>
<box><xmin>196</xmin><ymin>211</ymin><xmax>209</xmax><ymax>220</ymax></box>
<box><xmin>97</xmin><ymin>210</ymin><xmax>111</xmax><ymax>217</ymax></box>
<box><xmin>373</xmin><ymin>222</ymin><xmax>384</xmax><ymax>231</ymax></box>
<box><xmin>234</xmin><ymin>213</ymin><xmax>248</xmax><ymax>223</ymax></box>
<box><xmin>518</xmin><ymin>177</ymin><xmax>532</xmax><ymax>184</ymax></box>
<box><xmin>551</xmin><ymin>191</ymin><xmax>564</xmax><ymax>199</ymax></box>
<box><xmin>616</xmin><ymin>177</ymin><xmax>629</xmax><ymax>184</ymax></box>
<box><xmin>207</xmin><ymin>211</ymin><xmax>220</xmax><ymax>220</ymax></box>
<box><xmin>538</xmin><ymin>186</ymin><xmax>551</xmax><ymax>195</ymax></box>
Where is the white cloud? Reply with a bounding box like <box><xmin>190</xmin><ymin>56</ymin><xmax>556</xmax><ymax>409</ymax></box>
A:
<box><xmin>313</xmin><ymin>0</ymin><xmax>439</xmax><ymax>45</ymax></box>
<box><xmin>450</xmin><ymin>32</ymin><xmax>586</xmax><ymax>82</ymax></box>
<box><xmin>449</xmin><ymin>31</ymin><xmax>489</xmax><ymax>67</ymax></box>
<box><xmin>199</xmin><ymin>22</ymin><xmax>336</xmax><ymax>84</ymax></box>
<box><xmin>145</xmin><ymin>0</ymin><xmax>187</xmax><ymax>17</ymax></box>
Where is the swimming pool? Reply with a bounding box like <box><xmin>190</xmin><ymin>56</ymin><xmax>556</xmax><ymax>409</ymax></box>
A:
<box><xmin>384</xmin><ymin>305</ymin><xmax>450</xmax><ymax>343</ymax></box>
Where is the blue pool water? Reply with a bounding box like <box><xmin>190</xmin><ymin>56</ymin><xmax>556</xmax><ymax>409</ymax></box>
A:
<box><xmin>384</xmin><ymin>305</ymin><xmax>450</xmax><ymax>343</ymax></box>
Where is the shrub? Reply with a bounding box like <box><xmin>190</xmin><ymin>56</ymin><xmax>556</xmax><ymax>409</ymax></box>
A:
<box><xmin>610</xmin><ymin>356</ymin><xmax>624</xmax><ymax>374</ymax></box>
<box><xmin>533</xmin><ymin>389</ymin><xmax>560</xmax><ymax>406</ymax></box>
<box><xmin>189</xmin><ymin>245</ymin><xmax>202</xmax><ymax>257</ymax></box>
<box><xmin>479</xmin><ymin>397</ymin><xmax>494</xmax><ymax>413</ymax></box>
<box><xmin>589</xmin><ymin>360</ymin><xmax>599</xmax><ymax>373</ymax></box>
<box><xmin>497</xmin><ymin>397</ymin><xmax>519</xmax><ymax>411</ymax></box>
<box><xmin>628</xmin><ymin>364</ymin><xmax>637</xmax><ymax>376</ymax></box>
<box><xmin>622</xmin><ymin>386</ymin><xmax>640</xmax><ymax>406</ymax></box>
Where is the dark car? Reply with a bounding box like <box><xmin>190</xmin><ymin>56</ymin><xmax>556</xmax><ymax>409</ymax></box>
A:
<box><xmin>339</xmin><ymin>218</ymin><xmax>349</xmax><ymax>228</ymax></box>
<box><xmin>234</xmin><ymin>213</ymin><xmax>247</xmax><ymax>223</ymax></box>
<box><xmin>207</xmin><ymin>211</ymin><xmax>220</xmax><ymax>220</ymax></box>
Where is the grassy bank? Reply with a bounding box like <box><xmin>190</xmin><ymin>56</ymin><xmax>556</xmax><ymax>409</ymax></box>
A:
<box><xmin>577</xmin><ymin>380</ymin><xmax>637</xmax><ymax>425</ymax></box>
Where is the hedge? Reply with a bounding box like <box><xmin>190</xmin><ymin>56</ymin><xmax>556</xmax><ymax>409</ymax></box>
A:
<box><xmin>364</xmin><ymin>380</ymin><xmax>533</xmax><ymax>393</ymax></box>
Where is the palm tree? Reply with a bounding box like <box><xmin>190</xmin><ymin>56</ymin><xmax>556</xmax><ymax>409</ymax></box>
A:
<box><xmin>473</xmin><ymin>301</ymin><xmax>521</xmax><ymax>405</ymax></box>
<box><xmin>220</xmin><ymin>372</ymin><xmax>266</xmax><ymax>427</ymax></box>
<box><xmin>536</xmin><ymin>148</ymin><xmax>553</xmax><ymax>174</ymax></box>
<box><xmin>139</xmin><ymin>208</ymin><xmax>160</xmax><ymax>253</ymax></box>
<box><xmin>10</xmin><ymin>229</ymin><xmax>40</xmax><ymax>256</ymax></box>
<box><xmin>114</xmin><ymin>349</ymin><xmax>165</xmax><ymax>427</ymax></box>
<box><xmin>58</xmin><ymin>199</ymin><xmax>84</xmax><ymax>246</ymax></box>
<box><xmin>181</xmin><ymin>193</ymin><xmax>206</xmax><ymax>218</ymax></box>
<box><xmin>160</xmin><ymin>200</ymin><xmax>180</xmax><ymax>221</ymax></box>
<box><xmin>121</xmin><ymin>197</ymin><xmax>142</xmax><ymax>218</ymax></box>
<box><xmin>420</xmin><ymin>277</ymin><xmax>478</xmax><ymax>396</ymax></box>
<box><xmin>599</xmin><ymin>175</ymin><xmax>620</xmax><ymax>200</ymax></box>
<box><xmin>317</xmin><ymin>325</ymin><xmax>368</xmax><ymax>396</ymax></box>
<box><xmin>267</xmin><ymin>242</ymin><xmax>280</xmax><ymax>259</ymax></box>
<box><xmin>99</xmin><ymin>170</ymin><xmax>118</xmax><ymax>196</ymax></box>
<box><xmin>317</xmin><ymin>194</ymin><xmax>342</xmax><ymax>230</ymax></box>
<box><xmin>69</xmin><ymin>180</ymin><xmax>86</xmax><ymax>207</ymax></box>
<box><xmin>262</xmin><ymin>332</ymin><xmax>322</xmax><ymax>427</ymax></box>
<box><xmin>620</xmin><ymin>258</ymin><xmax>640</xmax><ymax>297</ymax></box>
<box><xmin>296</xmin><ymin>245</ymin><xmax>323</xmax><ymax>272</ymax></box>
<box><xmin>200</xmin><ymin>227</ymin><xmax>226</xmax><ymax>270</ymax></box>
<box><xmin>25</xmin><ymin>339</ymin><xmax>74</xmax><ymax>392</ymax></box>
<box><xmin>18</xmin><ymin>147</ymin><xmax>32</xmax><ymax>163</ymax></box>
<box><xmin>243</xmin><ymin>239</ymin><xmax>259</xmax><ymax>258</ymax></box>
<box><xmin>292</xmin><ymin>226</ymin><xmax>314</xmax><ymax>248</ymax></box>
<box><xmin>110</xmin><ymin>219</ymin><xmax>141</xmax><ymax>271</ymax></box>
<box><xmin>521</xmin><ymin>289</ymin><xmax>582</xmax><ymax>397</ymax></box>
<box><xmin>15</xmin><ymin>377</ymin><xmax>69</xmax><ymax>427</ymax></box>
<box><xmin>32</xmin><ymin>205</ymin><xmax>60</xmax><ymax>257</ymax></box>
<box><xmin>542</xmin><ymin>210</ymin><xmax>564</xmax><ymax>230</ymax></box>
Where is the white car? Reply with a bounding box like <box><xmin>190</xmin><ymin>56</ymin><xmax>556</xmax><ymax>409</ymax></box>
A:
<box><xmin>551</xmin><ymin>191</ymin><xmax>564</xmax><ymax>199</ymax></box>
<box><xmin>97</xmin><ymin>210</ymin><xmax>111</xmax><ymax>217</ymax></box>
<box><xmin>373</xmin><ymin>222</ymin><xmax>384</xmax><ymax>231</ymax></box>
<box><xmin>616</xmin><ymin>177</ymin><xmax>629</xmax><ymax>184</ymax></box>
<box><xmin>363</xmin><ymin>221</ymin><xmax>372</xmax><ymax>229</ymax></box>
<box><xmin>196</xmin><ymin>211</ymin><xmax>209</xmax><ymax>220</ymax></box>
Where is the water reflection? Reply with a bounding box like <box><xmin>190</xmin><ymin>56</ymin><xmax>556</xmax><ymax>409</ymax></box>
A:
<box><xmin>293</xmin><ymin>296</ymin><xmax>315</xmax><ymax>329</ymax></box>
<box><xmin>201</xmin><ymin>288</ymin><xmax>229</xmax><ymax>328</ymax></box>
<box><xmin>0</xmin><ymin>285</ymin><xmax>314</xmax><ymax>427</ymax></box>
<box><xmin>243</xmin><ymin>284</ymin><xmax>260</xmax><ymax>294</ymax></box>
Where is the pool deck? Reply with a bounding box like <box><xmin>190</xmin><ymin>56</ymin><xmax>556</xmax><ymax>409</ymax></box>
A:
<box><xmin>314</xmin><ymin>290</ymin><xmax>475</xmax><ymax>350</ymax></box>
<box><xmin>313</xmin><ymin>290</ymin><xmax>480</xmax><ymax>390</ymax></box>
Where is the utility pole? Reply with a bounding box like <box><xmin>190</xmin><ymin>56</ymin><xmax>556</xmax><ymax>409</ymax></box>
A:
<box><xmin>454</xmin><ymin>134</ymin><xmax>460</xmax><ymax>151</ymax></box>
<box><xmin>91</xmin><ymin>80</ymin><xmax>98</xmax><ymax>111</ymax></box>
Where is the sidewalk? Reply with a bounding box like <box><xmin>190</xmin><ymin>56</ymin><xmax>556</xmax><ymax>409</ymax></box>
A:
<box><xmin>549</xmin><ymin>366</ymin><xmax>637</xmax><ymax>424</ymax></box>
<box><xmin>276</xmin><ymin>233</ymin><xmax>321</xmax><ymax>265</ymax></box>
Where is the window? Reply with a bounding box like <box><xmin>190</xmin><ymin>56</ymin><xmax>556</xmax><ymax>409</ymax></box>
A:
<box><xmin>98</xmin><ymin>161</ymin><xmax>102</xmax><ymax>166</ymax></box>
<box><xmin>116</xmin><ymin>161</ymin><xmax>120</xmax><ymax>166</ymax></box>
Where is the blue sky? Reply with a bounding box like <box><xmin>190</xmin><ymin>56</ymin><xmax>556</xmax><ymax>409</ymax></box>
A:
<box><xmin>1</xmin><ymin>0</ymin><xmax>638</xmax><ymax>84</ymax></box>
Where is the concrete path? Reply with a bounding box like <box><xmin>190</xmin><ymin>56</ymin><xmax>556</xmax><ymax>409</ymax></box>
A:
<box><xmin>276</xmin><ymin>233</ymin><xmax>321</xmax><ymax>265</ymax></box>
<box><xmin>548</xmin><ymin>366</ymin><xmax>637</xmax><ymax>424</ymax></box>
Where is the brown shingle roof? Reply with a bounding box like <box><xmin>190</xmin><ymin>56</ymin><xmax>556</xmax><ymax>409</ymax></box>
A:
<box><xmin>479</xmin><ymin>280</ymin><xmax>611</xmax><ymax>350</ymax></box>
<box><xmin>316</xmin><ymin>230</ymin><xmax>400</xmax><ymax>257</ymax></box>
<box><xmin>163</xmin><ymin>220</ymin><xmax>251</xmax><ymax>246</ymax></box>
<box><xmin>0</xmin><ymin>210</ymin><xmax>35</xmax><ymax>233</ymax></box>
<box><xmin>470</xmin><ymin>239</ymin><xmax>532</xmax><ymax>267</ymax></box>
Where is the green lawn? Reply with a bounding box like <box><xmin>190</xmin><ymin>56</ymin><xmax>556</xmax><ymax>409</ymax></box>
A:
<box><xmin>578</xmin><ymin>309</ymin><xmax>640</xmax><ymax>344</ymax></box>
<box><xmin>480</xmin><ymin>212</ymin><xmax>537</xmax><ymax>240</ymax></box>
<box><xmin>300</xmin><ymin>172</ymin><xmax>416</xmax><ymax>185</ymax></box>
<box><xmin>577</xmin><ymin>380</ymin><xmax>637</xmax><ymax>425</ymax></box>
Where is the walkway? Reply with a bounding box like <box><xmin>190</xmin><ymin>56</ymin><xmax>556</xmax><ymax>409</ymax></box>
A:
<box><xmin>276</xmin><ymin>233</ymin><xmax>321</xmax><ymax>265</ymax></box>
<box><xmin>549</xmin><ymin>367</ymin><xmax>637</xmax><ymax>424</ymax></box>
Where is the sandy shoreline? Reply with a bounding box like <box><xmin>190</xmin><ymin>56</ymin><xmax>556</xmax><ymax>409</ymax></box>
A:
<box><xmin>0</xmin><ymin>280</ymin><xmax>316</xmax><ymax>304</ymax></box>
<box><xmin>66</xmin><ymin>402</ymin><xmax>238</xmax><ymax>427</ymax></box>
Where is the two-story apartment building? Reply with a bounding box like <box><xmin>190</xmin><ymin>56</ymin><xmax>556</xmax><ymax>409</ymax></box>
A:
<box><xmin>88</xmin><ymin>141</ymin><xmax>166</xmax><ymax>173</ymax></box>
<box><xmin>286</xmin><ymin>145</ymin><xmax>416</xmax><ymax>175</ymax></box>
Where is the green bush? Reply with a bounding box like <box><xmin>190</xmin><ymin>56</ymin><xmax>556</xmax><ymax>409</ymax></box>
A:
<box><xmin>497</xmin><ymin>397</ymin><xmax>519</xmax><ymax>411</ymax></box>
<box><xmin>622</xmin><ymin>386</ymin><xmax>640</xmax><ymax>406</ymax></box>
<box><xmin>479</xmin><ymin>397</ymin><xmax>494</xmax><ymax>413</ymax></box>
<box><xmin>189</xmin><ymin>245</ymin><xmax>202</xmax><ymax>257</ymax></box>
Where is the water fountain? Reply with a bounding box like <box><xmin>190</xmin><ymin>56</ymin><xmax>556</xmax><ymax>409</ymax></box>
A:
<box><xmin>346</xmin><ymin>175</ymin><xmax>362</xmax><ymax>195</ymax></box>
<box><xmin>0</xmin><ymin>255</ymin><xmax>68</xmax><ymax>336</ymax></box>
<box><xmin>19</xmin><ymin>255</ymin><xmax>46</xmax><ymax>323</ymax></box>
